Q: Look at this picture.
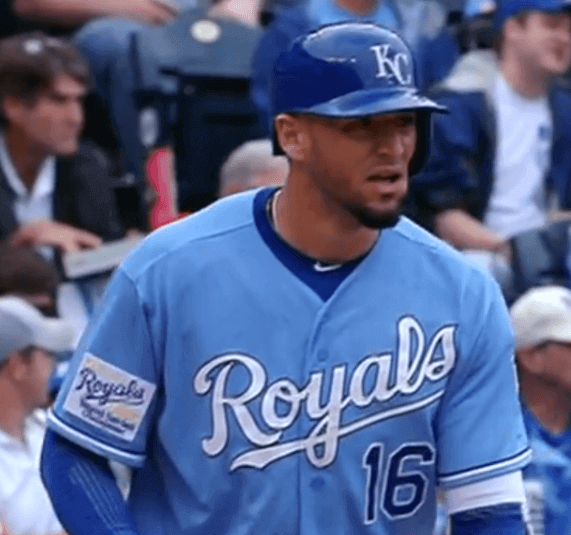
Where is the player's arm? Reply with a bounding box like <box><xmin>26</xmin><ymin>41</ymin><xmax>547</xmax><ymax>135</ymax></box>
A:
<box><xmin>436</xmin><ymin>268</ymin><xmax>532</xmax><ymax>532</ymax></box>
<box><xmin>450</xmin><ymin>504</ymin><xmax>529</xmax><ymax>535</ymax></box>
<box><xmin>41</xmin><ymin>428</ymin><xmax>141</xmax><ymax>535</ymax></box>
<box><xmin>444</xmin><ymin>471</ymin><xmax>531</xmax><ymax>535</ymax></box>
<box><xmin>42</xmin><ymin>265</ymin><xmax>159</xmax><ymax>534</ymax></box>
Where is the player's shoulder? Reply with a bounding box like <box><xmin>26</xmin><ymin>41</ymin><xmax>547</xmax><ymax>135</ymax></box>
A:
<box><xmin>120</xmin><ymin>190</ymin><xmax>259</xmax><ymax>279</ymax></box>
<box><xmin>392</xmin><ymin>216</ymin><xmax>462</xmax><ymax>258</ymax></box>
<box><xmin>392</xmin><ymin>216</ymin><xmax>499</xmax><ymax>288</ymax></box>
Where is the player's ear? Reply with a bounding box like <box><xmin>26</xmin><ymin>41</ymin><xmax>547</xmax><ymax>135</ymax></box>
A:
<box><xmin>274</xmin><ymin>113</ymin><xmax>311</xmax><ymax>162</ymax></box>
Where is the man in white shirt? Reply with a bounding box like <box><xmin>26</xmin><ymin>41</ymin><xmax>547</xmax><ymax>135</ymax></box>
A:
<box><xmin>0</xmin><ymin>296</ymin><xmax>75</xmax><ymax>535</ymax></box>
<box><xmin>411</xmin><ymin>0</ymin><xmax>571</xmax><ymax>296</ymax></box>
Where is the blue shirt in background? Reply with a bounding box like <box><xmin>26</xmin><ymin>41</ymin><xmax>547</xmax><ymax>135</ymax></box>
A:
<box><xmin>522</xmin><ymin>404</ymin><xmax>571</xmax><ymax>535</ymax></box>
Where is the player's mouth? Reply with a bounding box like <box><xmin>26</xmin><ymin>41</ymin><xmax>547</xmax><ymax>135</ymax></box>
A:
<box><xmin>368</xmin><ymin>173</ymin><xmax>401</xmax><ymax>182</ymax></box>
<box><xmin>367</xmin><ymin>164</ymin><xmax>403</xmax><ymax>182</ymax></box>
<box><xmin>366</xmin><ymin>168</ymin><xmax>405</xmax><ymax>184</ymax></box>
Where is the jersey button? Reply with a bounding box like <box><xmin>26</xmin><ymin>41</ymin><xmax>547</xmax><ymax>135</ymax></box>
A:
<box><xmin>317</xmin><ymin>349</ymin><xmax>328</xmax><ymax>362</ymax></box>
<box><xmin>310</xmin><ymin>477</ymin><xmax>325</xmax><ymax>491</ymax></box>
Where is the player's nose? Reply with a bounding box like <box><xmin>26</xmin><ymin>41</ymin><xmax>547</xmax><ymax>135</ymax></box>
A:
<box><xmin>375</xmin><ymin>131</ymin><xmax>407</xmax><ymax>161</ymax></box>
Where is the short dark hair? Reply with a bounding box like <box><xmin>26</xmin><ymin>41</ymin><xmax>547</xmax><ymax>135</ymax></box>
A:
<box><xmin>494</xmin><ymin>11</ymin><xmax>530</xmax><ymax>56</ymax></box>
<box><xmin>0</xmin><ymin>31</ymin><xmax>91</xmax><ymax>124</ymax></box>
<box><xmin>0</xmin><ymin>241</ymin><xmax>59</xmax><ymax>296</ymax></box>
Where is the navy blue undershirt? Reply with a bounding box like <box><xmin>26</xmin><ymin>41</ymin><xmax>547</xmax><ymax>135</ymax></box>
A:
<box><xmin>253</xmin><ymin>187</ymin><xmax>371</xmax><ymax>301</ymax></box>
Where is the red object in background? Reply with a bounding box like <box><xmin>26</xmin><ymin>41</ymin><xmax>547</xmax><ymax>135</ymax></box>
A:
<box><xmin>145</xmin><ymin>146</ymin><xmax>181</xmax><ymax>230</ymax></box>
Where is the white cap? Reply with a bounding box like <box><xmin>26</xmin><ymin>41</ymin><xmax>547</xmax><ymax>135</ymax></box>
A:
<box><xmin>510</xmin><ymin>286</ymin><xmax>571</xmax><ymax>350</ymax></box>
<box><xmin>0</xmin><ymin>296</ymin><xmax>75</xmax><ymax>364</ymax></box>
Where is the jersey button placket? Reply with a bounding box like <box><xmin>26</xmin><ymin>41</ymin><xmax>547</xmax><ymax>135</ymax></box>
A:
<box><xmin>310</xmin><ymin>477</ymin><xmax>325</xmax><ymax>491</ymax></box>
<box><xmin>314</xmin><ymin>311</ymin><xmax>331</xmax><ymax>362</ymax></box>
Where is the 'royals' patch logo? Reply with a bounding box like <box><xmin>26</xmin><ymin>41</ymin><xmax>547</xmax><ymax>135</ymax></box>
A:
<box><xmin>194</xmin><ymin>316</ymin><xmax>456</xmax><ymax>471</ymax></box>
<box><xmin>63</xmin><ymin>353</ymin><xmax>157</xmax><ymax>441</ymax></box>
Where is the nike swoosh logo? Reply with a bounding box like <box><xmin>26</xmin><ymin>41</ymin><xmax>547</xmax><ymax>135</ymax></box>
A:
<box><xmin>313</xmin><ymin>262</ymin><xmax>343</xmax><ymax>272</ymax></box>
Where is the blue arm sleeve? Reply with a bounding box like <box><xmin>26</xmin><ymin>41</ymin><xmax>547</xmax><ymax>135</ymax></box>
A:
<box><xmin>40</xmin><ymin>428</ymin><xmax>141</xmax><ymax>535</ymax></box>
<box><xmin>451</xmin><ymin>503</ymin><xmax>528</xmax><ymax>535</ymax></box>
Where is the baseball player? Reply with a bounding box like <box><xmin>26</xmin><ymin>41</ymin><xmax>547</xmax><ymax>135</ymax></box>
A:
<box><xmin>41</xmin><ymin>22</ymin><xmax>531</xmax><ymax>535</ymax></box>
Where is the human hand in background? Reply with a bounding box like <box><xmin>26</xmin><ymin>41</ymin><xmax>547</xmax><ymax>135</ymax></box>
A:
<box><xmin>123</xmin><ymin>0</ymin><xmax>179</xmax><ymax>25</ymax></box>
<box><xmin>494</xmin><ymin>240</ymin><xmax>513</xmax><ymax>265</ymax></box>
<box><xmin>10</xmin><ymin>221</ymin><xmax>103</xmax><ymax>253</ymax></box>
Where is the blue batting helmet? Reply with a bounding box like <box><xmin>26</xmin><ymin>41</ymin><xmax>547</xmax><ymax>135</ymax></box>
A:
<box><xmin>270</xmin><ymin>22</ymin><xmax>446</xmax><ymax>174</ymax></box>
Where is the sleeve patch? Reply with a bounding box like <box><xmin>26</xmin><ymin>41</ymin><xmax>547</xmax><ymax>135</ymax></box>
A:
<box><xmin>62</xmin><ymin>353</ymin><xmax>156</xmax><ymax>442</ymax></box>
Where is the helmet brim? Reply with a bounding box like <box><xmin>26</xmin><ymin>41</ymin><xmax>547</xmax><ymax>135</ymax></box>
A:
<box><xmin>283</xmin><ymin>88</ymin><xmax>447</xmax><ymax>118</ymax></box>
<box><xmin>272</xmin><ymin>88</ymin><xmax>447</xmax><ymax>156</ymax></box>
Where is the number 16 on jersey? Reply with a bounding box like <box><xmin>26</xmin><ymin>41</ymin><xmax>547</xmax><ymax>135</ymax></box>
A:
<box><xmin>363</xmin><ymin>442</ymin><xmax>436</xmax><ymax>524</ymax></box>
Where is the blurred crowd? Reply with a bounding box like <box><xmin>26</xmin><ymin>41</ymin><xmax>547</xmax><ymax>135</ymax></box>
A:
<box><xmin>1</xmin><ymin>0</ymin><xmax>571</xmax><ymax>533</ymax></box>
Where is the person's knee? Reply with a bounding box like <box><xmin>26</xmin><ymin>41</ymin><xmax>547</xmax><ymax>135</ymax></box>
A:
<box><xmin>73</xmin><ymin>17</ymin><xmax>146</xmax><ymax>65</ymax></box>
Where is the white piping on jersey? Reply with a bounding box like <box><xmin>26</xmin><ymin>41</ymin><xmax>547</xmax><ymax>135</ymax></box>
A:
<box><xmin>438</xmin><ymin>449</ymin><xmax>532</xmax><ymax>487</ymax></box>
<box><xmin>194</xmin><ymin>316</ymin><xmax>457</xmax><ymax>471</ymax></box>
<box><xmin>47</xmin><ymin>409</ymin><xmax>146</xmax><ymax>467</ymax></box>
<box><xmin>444</xmin><ymin>471</ymin><xmax>526</xmax><ymax>514</ymax></box>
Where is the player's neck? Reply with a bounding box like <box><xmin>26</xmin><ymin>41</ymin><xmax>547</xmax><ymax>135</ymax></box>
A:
<box><xmin>521</xmin><ymin>378</ymin><xmax>571</xmax><ymax>435</ymax></box>
<box><xmin>274</xmin><ymin>180</ymin><xmax>380</xmax><ymax>263</ymax></box>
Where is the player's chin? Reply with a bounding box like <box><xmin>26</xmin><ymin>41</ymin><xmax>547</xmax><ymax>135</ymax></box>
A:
<box><xmin>350</xmin><ymin>202</ymin><xmax>403</xmax><ymax>230</ymax></box>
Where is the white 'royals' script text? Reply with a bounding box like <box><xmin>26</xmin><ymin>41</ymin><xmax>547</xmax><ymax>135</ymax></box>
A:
<box><xmin>194</xmin><ymin>316</ymin><xmax>456</xmax><ymax>471</ymax></box>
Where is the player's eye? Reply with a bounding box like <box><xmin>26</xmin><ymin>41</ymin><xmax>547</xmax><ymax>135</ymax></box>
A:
<box><xmin>397</xmin><ymin>115</ymin><xmax>416</xmax><ymax>127</ymax></box>
<box><xmin>341</xmin><ymin>118</ymin><xmax>372</xmax><ymax>134</ymax></box>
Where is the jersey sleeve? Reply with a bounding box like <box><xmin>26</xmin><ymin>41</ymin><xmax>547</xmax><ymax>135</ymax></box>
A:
<box><xmin>48</xmin><ymin>267</ymin><xmax>159</xmax><ymax>468</ymax></box>
<box><xmin>436</xmin><ymin>271</ymin><xmax>531</xmax><ymax>490</ymax></box>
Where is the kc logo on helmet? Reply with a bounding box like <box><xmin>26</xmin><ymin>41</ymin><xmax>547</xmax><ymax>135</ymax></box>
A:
<box><xmin>370</xmin><ymin>44</ymin><xmax>412</xmax><ymax>85</ymax></box>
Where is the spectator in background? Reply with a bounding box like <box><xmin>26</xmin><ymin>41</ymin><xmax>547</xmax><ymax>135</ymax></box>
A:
<box><xmin>12</xmin><ymin>0</ymin><xmax>181</xmax><ymax>29</ymax></box>
<box><xmin>510</xmin><ymin>285</ymin><xmax>571</xmax><ymax>535</ymax></box>
<box><xmin>250</xmin><ymin>0</ymin><xmax>448</xmax><ymax>133</ymax></box>
<box><xmin>218</xmin><ymin>139</ymin><xmax>288</xmax><ymax>197</ymax></box>
<box><xmin>0</xmin><ymin>241</ymin><xmax>59</xmax><ymax>316</ymax></box>
<box><xmin>0</xmin><ymin>31</ymin><xmax>128</xmax><ymax>254</ymax></box>
<box><xmin>409</xmin><ymin>0</ymin><xmax>571</xmax><ymax>295</ymax></box>
<box><xmin>416</xmin><ymin>0</ymin><xmax>497</xmax><ymax>90</ymax></box>
<box><xmin>0</xmin><ymin>296</ymin><xmax>75</xmax><ymax>535</ymax></box>
<box><xmin>65</xmin><ymin>0</ymin><xmax>267</xmax><ymax>183</ymax></box>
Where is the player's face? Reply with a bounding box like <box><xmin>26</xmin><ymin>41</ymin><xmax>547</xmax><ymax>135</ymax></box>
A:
<box><xmin>511</xmin><ymin>11</ymin><xmax>571</xmax><ymax>77</ymax></box>
<box><xmin>304</xmin><ymin>112</ymin><xmax>417</xmax><ymax>229</ymax></box>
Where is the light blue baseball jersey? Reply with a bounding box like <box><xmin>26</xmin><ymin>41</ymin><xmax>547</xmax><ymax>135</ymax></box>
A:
<box><xmin>48</xmin><ymin>187</ymin><xmax>530</xmax><ymax>535</ymax></box>
<box><xmin>522</xmin><ymin>405</ymin><xmax>571</xmax><ymax>535</ymax></box>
